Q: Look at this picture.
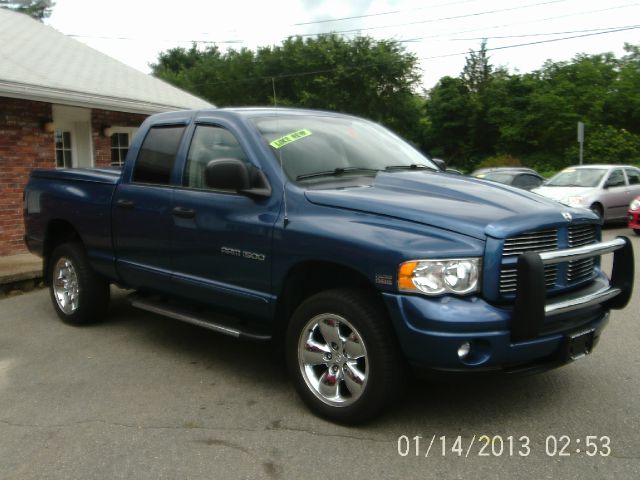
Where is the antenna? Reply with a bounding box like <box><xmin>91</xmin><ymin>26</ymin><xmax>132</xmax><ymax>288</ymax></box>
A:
<box><xmin>272</xmin><ymin>77</ymin><xmax>289</xmax><ymax>227</ymax></box>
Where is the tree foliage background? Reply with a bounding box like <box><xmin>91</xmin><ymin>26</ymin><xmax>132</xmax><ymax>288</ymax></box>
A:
<box><xmin>0</xmin><ymin>0</ymin><xmax>54</xmax><ymax>20</ymax></box>
<box><xmin>425</xmin><ymin>42</ymin><xmax>640</xmax><ymax>173</ymax></box>
<box><xmin>153</xmin><ymin>35</ymin><xmax>640</xmax><ymax>173</ymax></box>
<box><xmin>152</xmin><ymin>35</ymin><xmax>425</xmax><ymax>145</ymax></box>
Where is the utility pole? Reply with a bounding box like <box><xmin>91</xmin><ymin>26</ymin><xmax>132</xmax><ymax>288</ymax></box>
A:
<box><xmin>577</xmin><ymin>121</ymin><xmax>585</xmax><ymax>165</ymax></box>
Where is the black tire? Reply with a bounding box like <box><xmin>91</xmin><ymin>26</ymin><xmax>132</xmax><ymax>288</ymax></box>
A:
<box><xmin>590</xmin><ymin>203</ymin><xmax>604</xmax><ymax>221</ymax></box>
<box><xmin>634</xmin><ymin>229</ymin><xmax>640</xmax><ymax>236</ymax></box>
<box><xmin>286</xmin><ymin>288</ymin><xmax>405</xmax><ymax>424</ymax></box>
<box><xmin>48</xmin><ymin>242</ymin><xmax>110</xmax><ymax>325</ymax></box>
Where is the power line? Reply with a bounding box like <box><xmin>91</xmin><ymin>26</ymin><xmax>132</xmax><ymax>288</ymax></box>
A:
<box><xmin>67</xmin><ymin>33</ymin><xmax>243</xmax><ymax>45</ymax></box>
<box><xmin>64</xmin><ymin>2</ymin><xmax>639</xmax><ymax>50</ymax></box>
<box><xmin>295</xmin><ymin>0</ymin><xmax>567</xmax><ymax>38</ymax></box>
<box><xmin>420</xmin><ymin>25</ymin><xmax>640</xmax><ymax>60</ymax></box>
<box><xmin>69</xmin><ymin>0</ymin><xmax>568</xmax><ymax>45</ymax></box>
<box><xmin>292</xmin><ymin>0</ymin><xmax>479</xmax><ymax>26</ymax></box>
<box><xmin>448</xmin><ymin>25</ymin><xmax>640</xmax><ymax>41</ymax></box>
<box><xmin>394</xmin><ymin>2</ymin><xmax>640</xmax><ymax>43</ymax></box>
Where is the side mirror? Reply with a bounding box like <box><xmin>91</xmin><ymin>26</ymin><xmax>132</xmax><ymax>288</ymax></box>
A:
<box><xmin>431</xmin><ymin>158</ymin><xmax>446</xmax><ymax>171</ymax></box>
<box><xmin>205</xmin><ymin>158</ymin><xmax>271</xmax><ymax>198</ymax></box>
<box><xmin>205</xmin><ymin>158</ymin><xmax>250</xmax><ymax>191</ymax></box>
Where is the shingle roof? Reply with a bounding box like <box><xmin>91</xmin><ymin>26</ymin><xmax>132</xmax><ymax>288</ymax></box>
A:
<box><xmin>0</xmin><ymin>8</ymin><xmax>212</xmax><ymax>114</ymax></box>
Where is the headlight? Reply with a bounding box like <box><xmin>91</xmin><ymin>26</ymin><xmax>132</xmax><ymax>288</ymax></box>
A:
<box><xmin>398</xmin><ymin>258</ymin><xmax>481</xmax><ymax>296</ymax></box>
<box><xmin>630</xmin><ymin>198</ymin><xmax>640</xmax><ymax>211</ymax></box>
<box><xmin>562</xmin><ymin>196</ymin><xmax>587</xmax><ymax>208</ymax></box>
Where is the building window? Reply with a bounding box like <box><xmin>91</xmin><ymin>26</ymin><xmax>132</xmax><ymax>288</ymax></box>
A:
<box><xmin>55</xmin><ymin>130</ymin><xmax>72</xmax><ymax>168</ymax></box>
<box><xmin>111</xmin><ymin>132</ymin><xmax>130</xmax><ymax>166</ymax></box>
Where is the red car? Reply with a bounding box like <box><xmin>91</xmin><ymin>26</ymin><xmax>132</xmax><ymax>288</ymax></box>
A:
<box><xmin>629</xmin><ymin>196</ymin><xmax>640</xmax><ymax>235</ymax></box>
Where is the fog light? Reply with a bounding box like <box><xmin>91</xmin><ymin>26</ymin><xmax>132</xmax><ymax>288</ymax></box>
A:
<box><xmin>457</xmin><ymin>341</ymin><xmax>471</xmax><ymax>360</ymax></box>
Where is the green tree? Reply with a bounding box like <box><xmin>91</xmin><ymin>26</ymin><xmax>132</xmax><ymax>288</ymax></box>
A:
<box><xmin>603</xmin><ymin>44</ymin><xmax>640</xmax><ymax>135</ymax></box>
<box><xmin>0</xmin><ymin>0</ymin><xmax>54</xmax><ymax>20</ymax></box>
<box><xmin>461</xmin><ymin>39</ymin><xmax>492</xmax><ymax>94</ymax></box>
<box><xmin>425</xmin><ymin>44</ymin><xmax>640</xmax><ymax>171</ymax></box>
<box><xmin>566</xmin><ymin>125</ymin><xmax>640</xmax><ymax>164</ymax></box>
<box><xmin>424</xmin><ymin>41</ymin><xmax>501</xmax><ymax>168</ymax></box>
<box><xmin>424</xmin><ymin>76</ymin><xmax>475</xmax><ymax>168</ymax></box>
<box><xmin>152</xmin><ymin>34</ymin><xmax>426</xmax><ymax>145</ymax></box>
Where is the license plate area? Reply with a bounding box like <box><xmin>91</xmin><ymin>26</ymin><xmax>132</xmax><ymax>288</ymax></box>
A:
<box><xmin>567</xmin><ymin>329</ymin><xmax>595</xmax><ymax>360</ymax></box>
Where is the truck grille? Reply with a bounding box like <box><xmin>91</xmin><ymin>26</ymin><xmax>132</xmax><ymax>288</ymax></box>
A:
<box><xmin>567</xmin><ymin>224</ymin><xmax>597</xmax><ymax>284</ymax></box>
<box><xmin>500</xmin><ymin>265</ymin><xmax>557</xmax><ymax>294</ymax></box>
<box><xmin>502</xmin><ymin>229</ymin><xmax>558</xmax><ymax>256</ymax></box>
<box><xmin>568</xmin><ymin>224</ymin><xmax>597</xmax><ymax>247</ymax></box>
<box><xmin>499</xmin><ymin>224</ymin><xmax>597</xmax><ymax>295</ymax></box>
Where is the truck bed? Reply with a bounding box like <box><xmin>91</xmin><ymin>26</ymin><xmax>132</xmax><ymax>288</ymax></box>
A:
<box><xmin>24</xmin><ymin>168</ymin><xmax>122</xmax><ymax>280</ymax></box>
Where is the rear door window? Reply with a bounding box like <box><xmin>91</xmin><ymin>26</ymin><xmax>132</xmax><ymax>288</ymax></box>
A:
<box><xmin>625</xmin><ymin>168</ymin><xmax>640</xmax><ymax>185</ymax></box>
<box><xmin>133</xmin><ymin>126</ymin><xmax>186</xmax><ymax>185</ymax></box>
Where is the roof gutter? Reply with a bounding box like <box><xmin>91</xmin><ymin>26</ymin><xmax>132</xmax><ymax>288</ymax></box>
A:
<box><xmin>0</xmin><ymin>80</ymin><xmax>213</xmax><ymax>115</ymax></box>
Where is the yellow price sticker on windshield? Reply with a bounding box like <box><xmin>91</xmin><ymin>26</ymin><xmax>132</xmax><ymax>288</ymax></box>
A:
<box><xmin>564</xmin><ymin>168</ymin><xmax>576</xmax><ymax>173</ymax></box>
<box><xmin>270</xmin><ymin>129</ymin><xmax>312</xmax><ymax>149</ymax></box>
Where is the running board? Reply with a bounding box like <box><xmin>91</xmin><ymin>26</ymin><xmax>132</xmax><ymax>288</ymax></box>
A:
<box><xmin>129</xmin><ymin>294</ymin><xmax>271</xmax><ymax>342</ymax></box>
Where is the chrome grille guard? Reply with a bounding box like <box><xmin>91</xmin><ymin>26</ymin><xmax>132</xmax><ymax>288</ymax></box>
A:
<box><xmin>511</xmin><ymin>237</ymin><xmax>634</xmax><ymax>342</ymax></box>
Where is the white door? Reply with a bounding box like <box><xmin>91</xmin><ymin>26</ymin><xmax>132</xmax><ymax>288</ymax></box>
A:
<box><xmin>52</xmin><ymin>105</ymin><xmax>93</xmax><ymax>168</ymax></box>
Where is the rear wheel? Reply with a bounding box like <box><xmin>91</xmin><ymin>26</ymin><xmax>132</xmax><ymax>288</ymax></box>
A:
<box><xmin>49</xmin><ymin>242</ymin><xmax>110</xmax><ymax>325</ymax></box>
<box><xmin>286</xmin><ymin>288</ymin><xmax>405</xmax><ymax>424</ymax></box>
<box><xmin>634</xmin><ymin>229</ymin><xmax>640</xmax><ymax>236</ymax></box>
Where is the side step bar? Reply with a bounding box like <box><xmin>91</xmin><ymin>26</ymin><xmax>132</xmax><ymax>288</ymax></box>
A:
<box><xmin>129</xmin><ymin>294</ymin><xmax>272</xmax><ymax>342</ymax></box>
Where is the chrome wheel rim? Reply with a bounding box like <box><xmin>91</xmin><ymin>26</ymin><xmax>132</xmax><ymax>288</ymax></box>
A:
<box><xmin>52</xmin><ymin>257</ymin><xmax>80</xmax><ymax>315</ymax></box>
<box><xmin>298</xmin><ymin>313</ymin><xmax>368</xmax><ymax>407</ymax></box>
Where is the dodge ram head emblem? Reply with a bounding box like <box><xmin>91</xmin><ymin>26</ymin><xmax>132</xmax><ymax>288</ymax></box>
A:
<box><xmin>562</xmin><ymin>212</ymin><xmax>572</xmax><ymax>222</ymax></box>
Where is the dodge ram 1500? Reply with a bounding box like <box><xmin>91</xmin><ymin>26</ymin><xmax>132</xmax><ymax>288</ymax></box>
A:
<box><xmin>24</xmin><ymin>108</ymin><xmax>634</xmax><ymax>423</ymax></box>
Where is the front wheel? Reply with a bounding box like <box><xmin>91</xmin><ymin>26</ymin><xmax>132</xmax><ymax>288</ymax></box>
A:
<box><xmin>590</xmin><ymin>203</ymin><xmax>604</xmax><ymax>221</ymax></box>
<box><xmin>286</xmin><ymin>289</ymin><xmax>405</xmax><ymax>424</ymax></box>
<box><xmin>49</xmin><ymin>242</ymin><xmax>110</xmax><ymax>325</ymax></box>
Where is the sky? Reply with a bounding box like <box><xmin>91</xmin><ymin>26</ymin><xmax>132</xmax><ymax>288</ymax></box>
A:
<box><xmin>45</xmin><ymin>0</ymin><xmax>640</xmax><ymax>90</ymax></box>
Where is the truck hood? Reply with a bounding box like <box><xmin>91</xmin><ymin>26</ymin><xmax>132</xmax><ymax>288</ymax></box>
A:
<box><xmin>304</xmin><ymin>172</ymin><xmax>590</xmax><ymax>240</ymax></box>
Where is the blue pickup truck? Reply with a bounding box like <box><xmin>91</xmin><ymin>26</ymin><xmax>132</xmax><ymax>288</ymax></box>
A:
<box><xmin>24</xmin><ymin>108</ymin><xmax>634</xmax><ymax>423</ymax></box>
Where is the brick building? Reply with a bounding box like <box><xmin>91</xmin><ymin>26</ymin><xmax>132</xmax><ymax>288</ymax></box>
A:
<box><xmin>0</xmin><ymin>9</ymin><xmax>211</xmax><ymax>256</ymax></box>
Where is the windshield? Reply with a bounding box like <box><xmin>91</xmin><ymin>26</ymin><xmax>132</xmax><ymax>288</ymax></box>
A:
<box><xmin>545</xmin><ymin>168</ymin><xmax>606</xmax><ymax>187</ymax></box>
<box><xmin>481</xmin><ymin>172</ymin><xmax>514</xmax><ymax>184</ymax></box>
<box><xmin>252</xmin><ymin>114</ymin><xmax>437</xmax><ymax>182</ymax></box>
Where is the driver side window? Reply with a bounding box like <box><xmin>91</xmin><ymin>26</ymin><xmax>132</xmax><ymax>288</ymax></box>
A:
<box><xmin>605</xmin><ymin>169</ymin><xmax>625</xmax><ymax>188</ymax></box>
<box><xmin>184</xmin><ymin>125</ymin><xmax>249</xmax><ymax>190</ymax></box>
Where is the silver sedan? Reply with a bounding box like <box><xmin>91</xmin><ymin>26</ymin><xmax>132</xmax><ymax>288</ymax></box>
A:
<box><xmin>533</xmin><ymin>164</ymin><xmax>640</xmax><ymax>221</ymax></box>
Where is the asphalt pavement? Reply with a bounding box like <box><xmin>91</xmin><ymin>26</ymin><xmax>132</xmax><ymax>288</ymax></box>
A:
<box><xmin>1</xmin><ymin>227</ymin><xmax>638</xmax><ymax>479</ymax></box>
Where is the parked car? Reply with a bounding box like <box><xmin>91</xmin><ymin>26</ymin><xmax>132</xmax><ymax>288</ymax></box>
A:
<box><xmin>473</xmin><ymin>168</ymin><xmax>544</xmax><ymax>190</ymax></box>
<box><xmin>471</xmin><ymin>167</ymin><xmax>539</xmax><ymax>176</ymax></box>
<box><xmin>629</xmin><ymin>196</ymin><xmax>640</xmax><ymax>235</ymax></box>
<box><xmin>24</xmin><ymin>109</ymin><xmax>634</xmax><ymax>423</ymax></box>
<box><xmin>533</xmin><ymin>165</ymin><xmax>640</xmax><ymax>221</ymax></box>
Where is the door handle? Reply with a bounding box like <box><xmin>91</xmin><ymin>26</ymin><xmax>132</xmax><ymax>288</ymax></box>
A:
<box><xmin>172</xmin><ymin>206</ymin><xmax>196</xmax><ymax>219</ymax></box>
<box><xmin>116</xmin><ymin>199</ymin><xmax>135</xmax><ymax>209</ymax></box>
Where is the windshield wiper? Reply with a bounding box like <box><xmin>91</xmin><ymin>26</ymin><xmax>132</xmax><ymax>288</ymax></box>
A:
<box><xmin>384</xmin><ymin>164</ymin><xmax>439</xmax><ymax>172</ymax></box>
<box><xmin>296</xmin><ymin>167</ymin><xmax>380</xmax><ymax>181</ymax></box>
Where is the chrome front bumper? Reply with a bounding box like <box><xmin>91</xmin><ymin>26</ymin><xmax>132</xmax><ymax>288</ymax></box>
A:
<box><xmin>512</xmin><ymin>236</ymin><xmax>634</xmax><ymax>341</ymax></box>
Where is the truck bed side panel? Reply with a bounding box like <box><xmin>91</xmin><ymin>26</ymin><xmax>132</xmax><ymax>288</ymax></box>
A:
<box><xmin>24</xmin><ymin>170</ymin><xmax>120</xmax><ymax>281</ymax></box>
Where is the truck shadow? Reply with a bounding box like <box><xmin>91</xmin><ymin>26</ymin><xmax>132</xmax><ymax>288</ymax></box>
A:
<box><xmin>104</xmin><ymin>288</ymin><xmax>592</xmax><ymax>431</ymax></box>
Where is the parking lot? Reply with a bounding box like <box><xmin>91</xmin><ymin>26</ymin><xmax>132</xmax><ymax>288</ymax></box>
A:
<box><xmin>1</xmin><ymin>226</ymin><xmax>638</xmax><ymax>479</ymax></box>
